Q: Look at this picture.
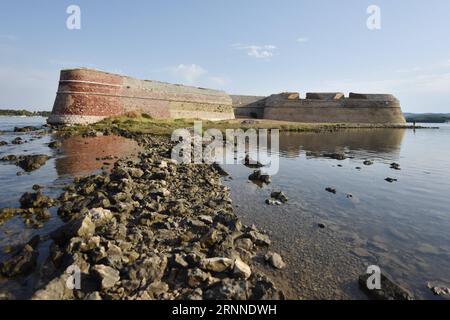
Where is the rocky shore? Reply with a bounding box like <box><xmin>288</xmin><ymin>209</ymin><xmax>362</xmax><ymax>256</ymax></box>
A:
<box><xmin>0</xmin><ymin>128</ymin><xmax>286</xmax><ymax>300</ymax></box>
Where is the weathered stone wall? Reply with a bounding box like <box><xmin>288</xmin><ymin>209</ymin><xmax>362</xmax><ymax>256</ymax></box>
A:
<box><xmin>231</xmin><ymin>95</ymin><xmax>267</xmax><ymax>118</ymax></box>
<box><xmin>48</xmin><ymin>68</ymin><xmax>234</xmax><ymax>125</ymax></box>
<box><xmin>263</xmin><ymin>93</ymin><xmax>406</xmax><ymax>124</ymax></box>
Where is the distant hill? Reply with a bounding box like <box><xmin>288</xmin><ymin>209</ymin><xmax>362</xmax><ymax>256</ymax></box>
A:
<box><xmin>404</xmin><ymin>113</ymin><xmax>450</xmax><ymax>123</ymax></box>
<box><xmin>0</xmin><ymin>109</ymin><xmax>51</xmax><ymax>117</ymax></box>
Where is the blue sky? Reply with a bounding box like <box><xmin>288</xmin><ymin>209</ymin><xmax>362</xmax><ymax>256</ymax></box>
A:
<box><xmin>1</xmin><ymin>0</ymin><xmax>450</xmax><ymax>112</ymax></box>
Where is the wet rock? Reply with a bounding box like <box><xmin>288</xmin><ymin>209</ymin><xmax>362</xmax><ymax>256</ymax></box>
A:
<box><xmin>48</xmin><ymin>140</ymin><xmax>62</xmax><ymax>149</ymax></box>
<box><xmin>0</xmin><ymin>244</ymin><xmax>38</xmax><ymax>277</ymax></box>
<box><xmin>390</xmin><ymin>162</ymin><xmax>401</xmax><ymax>170</ymax></box>
<box><xmin>248</xmin><ymin>170</ymin><xmax>271</xmax><ymax>184</ymax></box>
<box><xmin>265</xmin><ymin>199</ymin><xmax>281</xmax><ymax>206</ymax></box>
<box><xmin>323</xmin><ymin>152</ymin><xmax>347</xmax><ymax>160</ymax></box>
<box><xmin>243</xmin><ymin>154</ymin><xmax>264</xmax><ymax>168</ymax></box>
<box><xmin>325</xmin><ymin>187</ymin><xmax>337</xmax><ymax>194</ymax></box>
<box><xmin>233</xmin><ymin>258</ymin><xmax>252</xmax><ymax>279</ymax></box>
<box><xmin>427</xmin><ymin>283</ymin><xmax>450</xmax><ymax>296</ymax></box>
<box><xmin>14</xmin><ymin>126</ymin><xmax>39</xmax><ymax>132</ymax></box>
<box><xmin>199</xmin><ymin>257</ymin><xmax>234</xmax><ymax>273</ymax></box>
<box><xmin>318</xmin><ymin>223</ymin><xmax>326</xmax><ymax>229</ymax></box>
<box><xmin>363</xmin><ymin>160</ymin><xmax>374</xmax><ymax>166</ymax></box>
<box><xmin>385</xmin><ymin>177</ymin><xmax>398</xmax><ymax>183</ymax></box>
<box><xmin>91</xmin><ymin>264</ymin><xmax>120</xmax><ymax>290</ymax></box>
<box><xmin>0</xmin><ymin>141</ymin><xmax>7</xmax><ymax>146</ymax></box>
<box><xmin>20</xmin><ymin>192</ymin><xmax>54</xmax><ymax>208</ymax></box>
<box><xmin>12</xmin><ymin>137</ymin><xmax>24</xmax><ymax>144</ymax></box>
<box><xmin>1</xmin><ymin>154</ymin><xmax>18</xmax><ymax>161</ymax></box>
<box><xmin>264</xmin><ymin>252</ymin><xmax>286</xmax><ymax>269</ymax></box>
<box><xmin>270</xmin><ymin>191</ymin><xmax>288</xmax><ymax>203</ymax></box>
<box><xmin>359</xmin><ymin>273</ymin><xmax>413</xmax><ymax>300</ymax></box>
<box><xmin>17</xmin><ymin>154</ymin><xmax>50</xmax><ymax>171</ymax></box>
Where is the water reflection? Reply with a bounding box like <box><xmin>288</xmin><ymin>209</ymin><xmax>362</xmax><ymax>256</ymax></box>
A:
<box><xmin>55</xmin><ymin>135</ymin><xmax>142</xmax><ymax>177</ymax></box>
<box><xmin>278</xmin><ymin>129</ymin><xmax>405</xmax><ymax>159</ymax></box>
<box><xmin>224</xmin><ymin>126</ymin><xmax>450</xmax><ymax>300</ymax></box>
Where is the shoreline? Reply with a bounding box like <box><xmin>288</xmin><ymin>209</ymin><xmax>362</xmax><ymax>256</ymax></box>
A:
<box><xmin>0</xmin><ymin>126</ymin><xmax>288</xmax><ymax>300</ymax></box>
<box><xmin>0</xmin><ymin>117</ymin><xmax>436</xmax><ymax>300</ymax></box>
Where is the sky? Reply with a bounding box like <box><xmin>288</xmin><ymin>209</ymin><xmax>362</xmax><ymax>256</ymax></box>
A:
<box><xmin>0</xmin><ymin>0</ymin><xmax>450</xmax><ymax>112</ymax></box>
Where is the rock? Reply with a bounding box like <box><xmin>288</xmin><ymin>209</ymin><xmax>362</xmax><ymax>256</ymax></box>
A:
<box><xmin>0</xmin><ymin>141</ymin><xmax>7</xmax><ymax>146</ymax></box>
<box><xmin>85</xmin><ymin>292</ymin><xmax>102</xmax><ymax>300</ymax></box>
<box><xmin>390</xmin><ymin>162</ymin><xmax>401</xmax><ymax>170</ymax></box>
<box><xmin>235</xmin><ymin>238</ymin><xmax>253</xmax><ymax>251</ymax></box>
<box><xmin>12</xmin><ymin>137</ymin><xmax>24</xmax><ymax>145</ymax></box>
<box><xmin>325</xmin><ymin>187</ymin><xmax>337</xmax><ymax>194</ymax></box>
<box><xmin>147</xmin><ymin>281</ymin><xmax>169</xmax><ymax>297</ymax></box>
<box><xmin>248</xmin><ymin>231</ymin><xmax>271</xmax><ymax>246</ymax></box>
<box><xmin>87</xmin><ymin>207</ymin><xmax>114</xmax><ymax>226</ymax></box>
<box><xmin>32</xmin><ymin>273</ymin><xmax>74</xmax><ymax>300</ymax></box>
<box><xmin>91</xmin><ymin>264</ymin><xmax>120</xmax><ymax>290</ymax></box>
<box><xmin>359</xmin><ymin>273</ymin><xmax>413</xmax><ymax>300</ymax></box>
<box><xmin>204</xmin><ymin>278</ymin><xmax>250</xmax><ymax>300</ymax></box>
<box><xmin>14</xmin><ymin>126</ymin><xmax>39</xmax><ymax>132</ymax></box>
<box><xmin>199</xmin><ymin>257</ymin><xmax>234</xmax><ymax>273</ymax></box>
<box><xmin>32</xmin><ymin>184</ymin><xmax>43</xmax><ymax>191</ymax></box>
<box><xmin>265</xmin><ymin>199</ymin><xmax>281</xmax><ymax>206</ymax></box>
<box><xmin>318</xmin><ymin>223</ymin><xmax>326</xmax><ymax>229</ymax></box>
<box><xmin>17</xmin><ymin>155</ymin><xmax>50</xmax><ymax>171</ymax></box>
<box><xmin>1</xmin><ymin>154</ymin><xmax>18</xmax><ymax>161</ymax></box>
<box><xmin>323</xmin><ymin>152</ymin><xmax>347</xmax><ymax>160</ymax></box>
<box><xmin>0</xmin><ymin>244</ymin><xmax>38</xmax><ymax>277</ymax></box>
<box><xmin>248</xmin><ymin>170</ymin><xmax>271</xmax><ymax>184</ymax></box>
<box><xmin>20</xmin><ymin>192</ymin><xmax>54</xmax><ymax>208</ymax></box>
<box><xmin>187</xmin><ymin>268</ymin><xmax>210</xmax><ymax>288</ymax></box>
<box><xmin>270</xmin><ymin>191</ymin><xmax>288</xmax><ymax>203</ymax></box>
<box><xmin>385</xmin><ymin>177</ymin><xmax>398</xmax><ymax>183</ymax></box>
<box><xmin>428</xmin><ymin>283</ymin><xmax>450</xmax><ymax>296</ymax></box>
<box><xmin>48</xmin><ymin>140</ymin><xmax>62</xmax><ymax>149</ymax></box>
<box><xmin>51</xmin><ymin>216</ymin><xmax>96</xmax><ymax>244</ymax></box>
<box><xmin>233</xmin><ymin>258</ymin><xmax>252</xmax><ymax>279</ymax></box>
<box><xmin>264</xmin><ymin>252</ymin><xmax>286</xmax><ymax>269</ymax></box>
<box><xmin>363</xmin><ymin>160</ymin><xmax>374</xmax><ymax>166</ymax></box>
<box><xmin>243</xmin><ymin>154</ymin><xmax>264</xmax><ymax>168</ymax></box>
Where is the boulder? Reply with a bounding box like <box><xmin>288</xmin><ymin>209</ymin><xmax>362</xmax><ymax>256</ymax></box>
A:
<box><xmin>265</xmin><ymin>252</ymin><xmax>286</xmax><ymax>269</ymax></box>
<box><xmin>91</xmin><ymin>264</ymin><xmax>120</xmax><ymax>290</ymax></box>
<box><xmin>199</xmin><ymin>257</ymin><xmax>234</xmax><ymax>273</ymax></box>
<box><xmin>17</xmin><ymin>155</ymin><xmax>50</xmax><ymax>172</ymax></box>
<box><xmin>233</xmin><ymin>258</ymin><xmax>252</xmax><ymax>279</ymax></box>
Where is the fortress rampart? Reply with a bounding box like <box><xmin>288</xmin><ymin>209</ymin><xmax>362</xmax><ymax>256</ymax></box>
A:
<box><xmin>48</xmin><ymin>68</ymin><xmax>406</xmax><ymax>125</ymax></box>
<box><xmin>233</xmin><ymin>92</ymin><xmax>406</xmax><ymax>124</ymax></box>
<box><xmin>48</xmin><ymin>68</ymin><xmax>234</xmax><ymax>125</ymax></box>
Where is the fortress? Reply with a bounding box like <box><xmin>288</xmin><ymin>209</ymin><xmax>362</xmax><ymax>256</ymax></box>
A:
<box><xmin>48</xmin><ymin>68</ymin><xmax>406</xmax><ymax>125</ymax></box>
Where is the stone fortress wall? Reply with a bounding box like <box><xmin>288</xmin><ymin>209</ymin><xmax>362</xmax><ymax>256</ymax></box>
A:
<box><xmin>48</xmin><ymin>68</ymin><xmax>235</xmax><ymax>125</ymax></box>
<box><xmin>232</xmin><ymin>92</ymin><xmax>406</xmax><ymax>124</ymax></box>
<box><xmin>48</xmin><ymin>68</ymin><xmax>406</xmax><ymax>125</ymax></box>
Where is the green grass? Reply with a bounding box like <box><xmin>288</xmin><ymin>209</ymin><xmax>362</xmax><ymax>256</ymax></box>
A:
<box><xmin>57</xmin><ymin>114</ymin><xmax>415</xmax><ymax>137</ymax></box>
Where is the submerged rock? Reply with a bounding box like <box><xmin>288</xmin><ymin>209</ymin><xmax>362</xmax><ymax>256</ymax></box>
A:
<box><xmin>270</xmin><ymin>191</ymin><xmax>288</xmax><ymax>203</ymax></box>
<box><xmin>20</xmin><ymin>192</ymin><xmax>54</xmax><ymax>208</ymax></box>
<box><xmin>325</xmin><ymin>187</ymin><xmax>337</xmax><ymax>194</ymax></box>
<box><xmin>0</xmin><ymin>244</ymin><xmax>38</xmax><ymax>277</ymax></box>
<box><xmin>11</xmin><ymin>137</ymin><xmax>24</xmax><ymax>145</ymax></box>
<box><xmin>390</xmin><ymin>162</ymin><xmax>401</xmax><ymax>170</ymax></box>
<box><xmin>48</xmin><ymin>140</ymin><xmax>62</xmax><ymax>149</ymax></box>
<box><xmin>248</xmin><ymin>170</ymin><xmax>271</xmax><ymax>184</ymax></box>
<box><xmin>17</xmin><ymin>154</ymin><xmax>50</xmax><ymax>172</ymax></box>
<box><xmin>14</xmin><ymin>126</ymin><xmax>40</xmax><ymax>132</ymax></box>
<box><xmin>359</xmin><ymin>273</ymin><xmax>413</xmax><ymax>300</ymax></box>
<box><xmin>323</xmin><ymin>152</ymin><xmax>347</xmax><ymax>160</ymax></box>
<box><xmin>385</xmin><ymin>177</ymin><xmax>398</xmax><ymax>183</ymax></box>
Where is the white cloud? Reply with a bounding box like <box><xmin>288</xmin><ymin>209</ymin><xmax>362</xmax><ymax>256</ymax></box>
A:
<box><xmin>296</xmin><ymin>37</ymin><xmax>308</xmax><ymax>43</ymax></box>
<box><xmin>170</xmin><ymin>64</ymin><xmax>207</xmax><ymax>84</ymax></box>
<box><xmin>233</xmin><ymin>44</ymin><xmax>278</xmax><ymax>59</ymax></box>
